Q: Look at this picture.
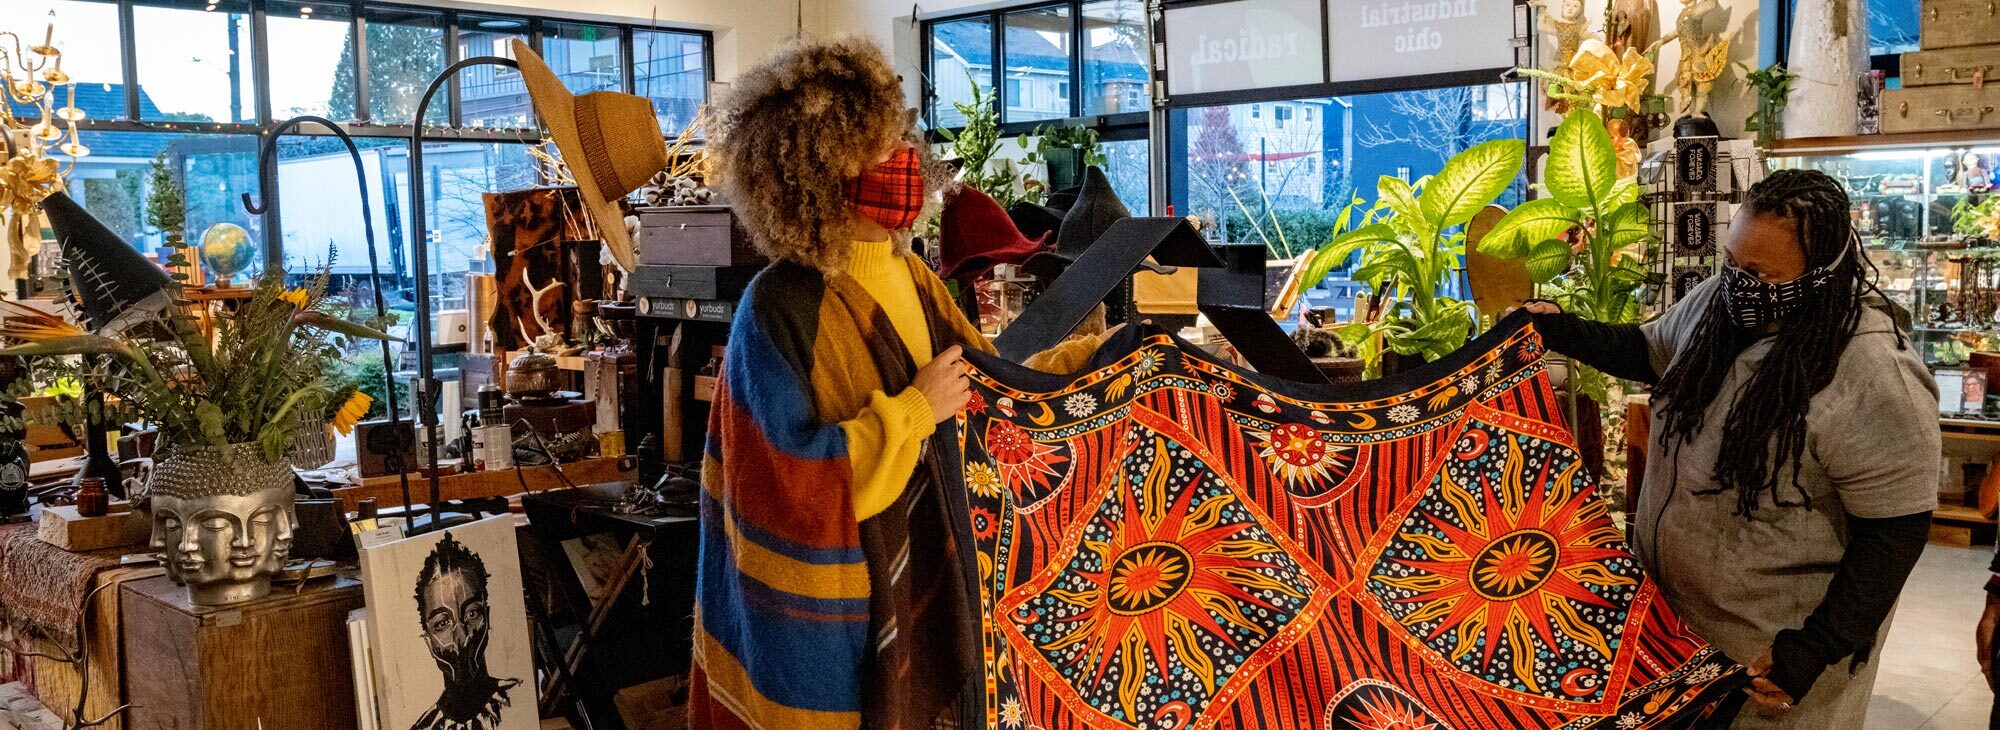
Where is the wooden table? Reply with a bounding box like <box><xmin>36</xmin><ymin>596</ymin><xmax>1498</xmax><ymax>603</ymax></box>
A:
<box><xmin>328</xmin><ymin>456</ymin><xmax>634</xmax><ymax>511</ymax></box>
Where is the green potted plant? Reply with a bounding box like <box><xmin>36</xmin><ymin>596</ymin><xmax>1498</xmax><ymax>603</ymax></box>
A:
<box><xmin>1020</xmin><ymin>124</ymin><xmax>1107</xmax><ymax>195</ymax></box>
<box><xmin>939</xmin><ymin>73</ymin><xmax>1026</xmax><ymax>207</ymax></box>
<box><xmin>1739</xmin><ymin>62</ymin><xmax>1798</xmax><ymax>146</ymax></box>
<box><xmin>1478</xmin><ymin>109</ymin><xmax>1656</xmax><ymax>476</ymax></box>
<box><xmin>0</xmin><ymin>259</ymin><xmax>392</xmax><ymax>606</ymax></box>
<box><xmin>1312</xmin><ymin>138</ymin><xmax>1525</xmax><ymax>375</ymax></box>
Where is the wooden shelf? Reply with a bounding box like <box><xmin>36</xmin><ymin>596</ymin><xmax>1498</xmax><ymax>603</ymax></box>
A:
<box><xmin>1937</xmin><ymin>503</ymin><xmax>1995</xmax><ymax>525</ymax></box>
<box><xmin>330</xmin><ymin>455</ymin><xmax>633</xmax><ymax>510</ymax></box>
<box><xmin>1768</xmin><ymin>129</ymin><xmax>2000</xmax><ymax>156</ymax></box>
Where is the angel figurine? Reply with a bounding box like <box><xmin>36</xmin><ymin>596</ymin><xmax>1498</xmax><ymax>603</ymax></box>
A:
<box><xmin>1530</xmin><ymin>0</ymin><xmax>1588</xmax><ymax>110</ymax></box>
<box><xmin>1654</xmin><ymin>0</ymin><xmax>1730</xmax><ymax>116</ymax></box>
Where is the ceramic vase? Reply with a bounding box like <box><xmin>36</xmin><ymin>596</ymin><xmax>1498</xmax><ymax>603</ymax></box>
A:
<box><xmin>148</xmin><ymin>442</ymin><xmax>296</xmax><ymax>606</ymax></box>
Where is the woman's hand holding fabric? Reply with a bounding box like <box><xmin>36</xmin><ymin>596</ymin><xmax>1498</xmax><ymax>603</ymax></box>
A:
<box><xmin>913</xmin><ymin>345</ymin><xmax>971</xmax><ymax>423</ymax></box>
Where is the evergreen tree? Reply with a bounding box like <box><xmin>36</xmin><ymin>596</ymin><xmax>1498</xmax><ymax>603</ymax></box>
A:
<box><xmin>327</xmin><ymin>23</ymin><xmax>445</xmax><ymax>123</ymax></box>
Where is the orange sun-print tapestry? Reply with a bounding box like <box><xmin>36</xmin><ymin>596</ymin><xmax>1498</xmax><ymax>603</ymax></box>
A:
<box><xmin>953</xmin><ymin>313</ymin><xmax>1747</xmax><ymax>730</ymax></box>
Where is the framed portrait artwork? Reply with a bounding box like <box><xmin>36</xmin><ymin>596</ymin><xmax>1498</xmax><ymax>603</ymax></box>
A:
<box><xmin>358</xmin><ymin>515</ymin><xmax>535</xmax><ymax>730</ymax></box>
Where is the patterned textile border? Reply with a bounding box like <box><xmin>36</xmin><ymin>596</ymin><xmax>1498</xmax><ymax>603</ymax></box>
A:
<box><xmin>954</xmin><ymin>312</ymin><xmax>1747</xmax><ymax>730</ymax></box>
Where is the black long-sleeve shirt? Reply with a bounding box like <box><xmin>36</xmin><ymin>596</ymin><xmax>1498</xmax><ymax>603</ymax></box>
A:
<box><xmin>1528</xmin><ymin>308</ymin><xmax>1933</xmax><ymax>701</ymax></box>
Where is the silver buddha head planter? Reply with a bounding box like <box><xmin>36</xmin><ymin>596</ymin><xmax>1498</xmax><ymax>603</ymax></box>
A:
<box><xmin>149</xmin><ymin>443</ymin><xmax>297</xmax><ymax>606</ymax></box>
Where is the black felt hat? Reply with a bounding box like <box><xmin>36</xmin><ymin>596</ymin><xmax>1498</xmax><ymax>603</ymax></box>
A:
<box><xmin>1007</xmin><ymin>201</ymin><xmax>1066</xmax><ymax>243</ymax></box>
<box><xmin>42</xmin><ymin>192</ymin><xmax>172</xmax><ymax>335</ymax></box>
<box><xmin>1020</xmin><ymin>167</ymin><xmax>1132</xmax><ymax>279</ymax></box>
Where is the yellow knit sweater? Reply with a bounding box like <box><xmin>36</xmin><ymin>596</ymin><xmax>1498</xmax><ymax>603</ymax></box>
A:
<box><xmin>839</xmin><ymin>240</ymin><xmax>1098</xmax><ymax>520</ymax></box>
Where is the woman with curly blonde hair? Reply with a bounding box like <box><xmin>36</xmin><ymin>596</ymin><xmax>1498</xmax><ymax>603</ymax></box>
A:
<box><xmin>689</xmin><ymin>36</ymin><xmax>1100</xmax><ymax>729</ymax></box>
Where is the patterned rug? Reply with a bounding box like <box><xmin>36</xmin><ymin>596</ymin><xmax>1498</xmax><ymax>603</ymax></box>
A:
<box><xmin>955</xmin><ymin>313</ymin><xmax>1745</xmax><ymax>729</ymax></box>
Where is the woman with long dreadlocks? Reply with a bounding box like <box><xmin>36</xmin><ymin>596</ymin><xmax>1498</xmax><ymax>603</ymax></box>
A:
<box><xmin>1525</xmin><ymin>168</ymin><xmax>1935</xmax><ymax>728</ymax></box>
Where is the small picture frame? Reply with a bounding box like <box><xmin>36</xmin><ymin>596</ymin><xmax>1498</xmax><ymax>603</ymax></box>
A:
<box><xmin>1964</xmin><ymin>370</ymin><xmax>1989</xmax><ymax>416</ymax></box>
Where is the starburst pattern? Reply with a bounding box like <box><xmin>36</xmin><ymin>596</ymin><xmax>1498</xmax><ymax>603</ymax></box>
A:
<box><xmin>1387</xmin><ymin>404</ymin><xmax>1421</xmax><ymax>424</ymax></box>
<box><xmin>999</xmin><ymin>697</ymin><xmax>1024</xmax><ymax>728</ymax></box>
<box><xmin>1064</xmin><ymin>392</ymin><xmax>1099</xmax><ymax>418</ymax></box>
<box><xmin>1135</xmin><ymin>349</ymin><xmax>1162</xmax><ymax>375</ymax></box>
<box><xmin>1368</xmin><ymin>428</ymin><xmax>1638</xmax><ymax>700</ymax></box>
<box><xmin>1255</xmin><ymin>422</ymin><xmax>1350</xmax><ymax>486</ymax></box>
<box><xmin>1459</xmin><ymin>374</ymin><xmax>1482</xmax><ymax>394</ymax></box>
<box><xmin>1009</xmin><ymin>431</ymin><xmax>1312</xmax><ymax>724</ymax></box>
<box><xmin>1617</xmin><ymin>712</ymin><xmax>1645</xmax><ymax>729</ymax></box>
<box><xmin>986</xmin><ymin>420</ymin><xmax>1068</xmax><ymax>493</ymax></box>
<box><xmin>1347</xmin><ymin>692</ymin><xmax>1443</xmax><ymax>730</ymax></box>
<box><xmin>1210</xmin><ymin>381</ymin><xmax>1234</xmax><ymax>402</ymax></box>
<box><xmin>966</xmin><ymin>462</ymin><xmax>1003</xmax><ymax>499</ymax></box>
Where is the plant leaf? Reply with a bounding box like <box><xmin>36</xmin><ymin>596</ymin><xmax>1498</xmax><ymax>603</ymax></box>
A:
<box><xmin>1545</xmin><ymin>109</ymin><xmax>1618</xmax><ymax>212</ymax></box>
<box><xmin>1524</xmin><ymin>238</ymin><xmax>1574</xmax><ymax>284</ymax></box>
<box><xmin>1378</xmin><ymin>176</ymin><xmax>1422</xmax><ymax>226</ymax></box>
<box><xmin>1481</xmin><ymin>198</ymin><xmax>1582</xmax><ymax>258</ymax></box>
<box><xmin>1420</xmin><ymin>138</ymin><xmax>1525</xmax><ymax>230</ymax></box>
<box><xmin>0</xmin><ymin>336</ymin><xmax>135</xmax><ymax>359</ymax></box>
<box><xmin>293</xmin><ymin>311</ymin><xmax>401</xmax><ymax>342</ymax></box>
<box><xmin>1597</xmin><ymin>202</ymin><xmax>1654</xmax><ymax>249</ymax></box>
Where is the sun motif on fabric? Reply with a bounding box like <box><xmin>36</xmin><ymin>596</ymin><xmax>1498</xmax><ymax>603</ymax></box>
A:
<box><xmin>1006</xmin><ymin>430</ymin><xmax>1314</xmax><ymax>725</ymax></box>
<box><xmin>986</xmin><ymin>420</ymin><xmax>1068</xmax><ymax>493</ymax></box>
<box><xmin>1366</xmin><ymin>426</ymin><xmax>1640</xmax><ymax>702</ymax></box>
<box><xmin>1255</xmin><ymin>422</ymin><xmax>1351</xmax><ymax>486</ymax></box>
<box><xmin>1347</xmin><ymin>692</ymin><xmax>1443</xmax><ymax>730</ymax></box>
<box><xmin>966</xmin><ymin>462</ymin><xmax>1003</xmax><ymax>499</ymax></box>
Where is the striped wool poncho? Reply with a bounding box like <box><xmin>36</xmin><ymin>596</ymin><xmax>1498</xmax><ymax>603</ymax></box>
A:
<box><xmin>690</xmin><ymin>255</ymin><xmax>1091</xmax><ymax>729</ymax></box>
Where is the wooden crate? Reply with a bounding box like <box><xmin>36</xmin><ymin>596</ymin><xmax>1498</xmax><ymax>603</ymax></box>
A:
<box><xmin>1921</xmin><ymin>0</ymin><xmax>2000</xmax><ymax>49</ymax></box>
<box><xmin>120</xmin><ymin>574</ymin><xmax>364</xmax><ymax>730</ymax></box>
<box><xmin>34</xmin><ymin>566</ymin><xmax>162</xmax><ymax>730</ymax></box>
<box><xmin>1880</xmin><ymin>84</ymin><xmax>2000</xmax><ymax>134</ymax></box>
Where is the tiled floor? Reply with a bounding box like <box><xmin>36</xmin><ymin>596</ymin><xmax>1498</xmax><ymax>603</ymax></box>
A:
<box><xmin>1869</xmin><ymin>544</ymin><xmax>1992</xmax><ymax>729</ymax></box>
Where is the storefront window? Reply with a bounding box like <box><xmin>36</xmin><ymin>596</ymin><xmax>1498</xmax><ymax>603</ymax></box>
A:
<box><xmin>63</xmin><ymin>131</ymin><xmax>259</xmax><ymax>264</ymax></box>
<box><xmin>1102</xmin><ymin>138</ymin><xmax>1150</xmax><ymax>215</ymax></box>
<box><xmin>1868</xmin><ymin>0</ymin><xmax>1920</xmax><ymax>56</ymax></box>
<box><xmin>929</xmin><ymin>15</ymin><xmax>993</xmax><ymax>129</ymax></box>
<box><xmin>265</xmin><ymin>0</ymin><xmax>356</xmax><ymax>120</ymax></box>
<box><xmin>1173</xmin><ymin>83</ymin><xmax>1529</xmax><ymax>251</ymax></box>
<box><xmin>1081</xmin><ymin>0</ymin><xmax>1146</xmax><ymax>116</ymax></box>
<box><xmin>364</xmin><ymin>7</ymin><xmax>446</xmax><ymax>125</ymax></box>
<box><xmin>635</xmin><ymin>29</ymin><xmax>707</xmax><ymax>136</ymax></box>
<box><xmin>541</xmin><ymin>21</ymin><xmax>623</xmax><ymax>95</ymax></box>
<box><xmin>457</xmin><ymin>15</ymin><xmax>532</xmax><ymax>129</ymax></box>
<box><xmin>1001</xmin><ymin>6</ymin><xmax>1073</xmax><ymax>123</ymax></box>
<box><xmin>134</xmin><ymin>0</ymin><xmax>257</xmax><ymax>124</ymax></box>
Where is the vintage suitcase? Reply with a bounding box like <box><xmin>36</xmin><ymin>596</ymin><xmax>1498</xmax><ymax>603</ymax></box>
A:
<box><xmin>1921</xmin><ymin>0</ymin><xmax>2000</xmax><ymax>50</ymax></box>
<box><xmin>121</xmin><ymin>574</ymin><xmax>364</xmax><ymax>730</ymax></box>
<box><xmin>1881</xmin><ymin>84</ymin><xmax>2000</xmax><ymax>133</ymax></box>
<box><xmin>1902</xmin><ymin>44</ymin><xmax>2000</xmax><ymax>87</ymax></box>
<box><xmin>636</xmin><ymin>206</ymin><xmax>766</xmax><ymax>267</ymax></box>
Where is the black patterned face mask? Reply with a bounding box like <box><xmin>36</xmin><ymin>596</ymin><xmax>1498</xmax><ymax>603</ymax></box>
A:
<box><xmin>1722</xmin><ymin>238</ymin><xmax>1850</xmax><ymax>329</ymax></box>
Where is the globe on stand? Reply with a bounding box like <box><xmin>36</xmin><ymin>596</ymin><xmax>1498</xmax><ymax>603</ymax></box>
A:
<box><xmin>199</xmin><ymin>223</ymin><xmax>255</xmax><ymax>289</ymax></box>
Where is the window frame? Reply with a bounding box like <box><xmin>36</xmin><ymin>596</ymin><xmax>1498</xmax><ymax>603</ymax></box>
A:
<box><xmin>923</xmin><ymin>0</ymin><xmax>1150</xmax><ymax>138</ymax></box>
<box><xmin>27</xmin><ymin>0</ymin><xmax>713</xmax><ymax>139</ymax></box>
<box><xmin>18</xmin><ymin>0</ymin><xmax>714</xmax><ymax>265</ymax></box>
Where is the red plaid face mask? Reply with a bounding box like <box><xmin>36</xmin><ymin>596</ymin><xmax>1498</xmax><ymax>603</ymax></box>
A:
<box><xmin>846</xmin><ymin>146</ymin><xmax>925</xmax><ymax>232</ymax></box>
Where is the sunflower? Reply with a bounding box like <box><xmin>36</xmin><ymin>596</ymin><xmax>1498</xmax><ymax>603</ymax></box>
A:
<box><xmin>331</xmin><ymin>391</ymin><xmax>373</xmax><ymax>435</ymax></box>
<box><xmin>278</xmin><ymin>287</ymin><xmax>311</xmax><ymax>309</ymax></box>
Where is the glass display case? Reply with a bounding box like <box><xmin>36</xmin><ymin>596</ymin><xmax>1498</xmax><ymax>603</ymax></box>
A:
<box><xmin>1771</xmin><ymin>133</ymin><xmax>2000</xmax><ymax>365</ymax></box>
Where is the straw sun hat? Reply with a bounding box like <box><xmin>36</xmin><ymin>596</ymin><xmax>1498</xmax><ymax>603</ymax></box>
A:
<box><xmin>511</xmin><ymin>39</ymin><xmax>665</xmax><ymax>272</ymax></box>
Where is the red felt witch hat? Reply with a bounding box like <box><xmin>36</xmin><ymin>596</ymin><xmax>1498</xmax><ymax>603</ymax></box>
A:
<box><xmin>939</xmin><ymin>186</ymin><xmax>1048</xmax><ymax>282</ymax></box>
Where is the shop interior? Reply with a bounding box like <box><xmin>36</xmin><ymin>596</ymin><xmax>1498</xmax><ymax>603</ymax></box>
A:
<box><xmin>0</xmin><ymin>0</ymin><xmax>1993</xmax><ymax>728</ymax></box>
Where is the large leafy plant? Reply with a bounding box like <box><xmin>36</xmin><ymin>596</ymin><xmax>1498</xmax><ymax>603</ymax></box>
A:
<box><xmin>1481</xmin><ymin>109</ymin><xmax>1655</xmax><ymax>401</ymax></box>
<box><xmin>938</xmin><ymin>74</ymin><xmax>1026</xmax><ymax>207</ymax></box>
<box><xmin>1310</xmin><ymin>138</ymin><xmax>1526</xmax><ymax>368</ymax></box>
<box><xmin>0</xmin><ymin>247</ymin><xmax>392</xmax><ymax>462</ymax></box>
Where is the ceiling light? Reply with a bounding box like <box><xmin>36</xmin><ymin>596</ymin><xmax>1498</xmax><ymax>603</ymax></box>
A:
<box><xmin>477</xmin><ymin>18</ymin><xmax>525</xmax><ymax>30</ymax></box>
